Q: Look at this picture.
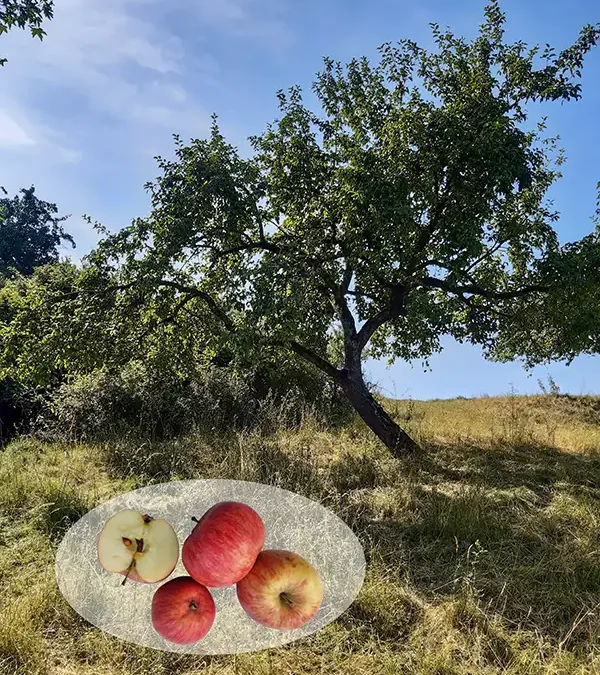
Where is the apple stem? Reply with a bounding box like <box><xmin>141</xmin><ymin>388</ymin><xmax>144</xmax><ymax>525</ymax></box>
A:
<box><xmin>191</xmin><ymin>517</ymin><xmax>200</xmax><ymax>523</ymax></box>
<box><xmin>121</xmin><ymin>559</ymin><xmax>136</xmax><ymax>586</ymax></box>
<box><xmin>279</xmin><ymin>592</ymin><xmax>294</xmax><ymax>607</ymax></box>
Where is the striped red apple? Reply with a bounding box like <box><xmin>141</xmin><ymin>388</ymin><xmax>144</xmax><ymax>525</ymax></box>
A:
<box><xmin>182</xmin><ymin>501</ymin><xmax>266</xmax><ymax>587</ymax></box>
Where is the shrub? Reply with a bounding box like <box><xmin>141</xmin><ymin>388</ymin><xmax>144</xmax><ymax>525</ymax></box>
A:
<box><xmin>30</xmin><ymin>358</ymin><xmax>354</xmax><ymax>444</ymax></box>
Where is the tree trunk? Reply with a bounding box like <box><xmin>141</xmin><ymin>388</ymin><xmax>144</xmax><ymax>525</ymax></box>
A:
<box><xmin>338</xmin><ymin>367</ymin><xmax>420</xmax><ymax>458</ymax></box>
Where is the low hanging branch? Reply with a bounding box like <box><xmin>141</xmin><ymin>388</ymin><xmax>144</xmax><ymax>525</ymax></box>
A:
<box><xmin>155</xmin><ymin>279</ymin><xmax>343</xmax><ymax>381</ymax></box>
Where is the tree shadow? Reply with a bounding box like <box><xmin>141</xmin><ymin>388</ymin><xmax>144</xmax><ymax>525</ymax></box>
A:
<box><xmin>413</xmin><ymin>439</ymin><xmax>600</xmax><ymax>504</ymax></box>
<box><xmin>238</xmin><ymin>432</ymin><xmax>600</xmax><ymax>648</ymax></box>
<box><xmin>37</xmin><ymin>485</ymin><xmax>93</xmax><ymax>543</ymax></box>
<box><xmin>343</xmin><ymin>439</ymin><xmax>600</xmax><ymax>647</ymax></box>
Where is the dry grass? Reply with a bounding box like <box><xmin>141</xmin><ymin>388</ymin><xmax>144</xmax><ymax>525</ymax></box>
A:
<box><xmin>387</xmin><ymin>390</ymin><xmax>600</xmax><ymax>452</ymax></box>
<box><xmin>1</xmin><ymin>391</ymin><xmax>600</xmax><ymax>674</ymax></box>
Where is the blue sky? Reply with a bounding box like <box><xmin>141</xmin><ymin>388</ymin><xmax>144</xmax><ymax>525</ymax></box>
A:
<box><xmin>1</xmin><ymin>0</ymin><xmax>599</xmax><ymax>400</ymax></box>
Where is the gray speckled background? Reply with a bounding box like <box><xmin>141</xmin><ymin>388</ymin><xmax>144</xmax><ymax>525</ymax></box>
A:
<box><xmin>55</xmin><ymin>479</ymin><xmax>366</xmax><ymax>654</ymax></box>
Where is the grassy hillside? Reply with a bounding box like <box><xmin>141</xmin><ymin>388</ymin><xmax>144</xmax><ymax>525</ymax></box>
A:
<box><xmin>1</xmin><ymin>391</ymin><xmax>600</xmax><ymax>674</ymax></box>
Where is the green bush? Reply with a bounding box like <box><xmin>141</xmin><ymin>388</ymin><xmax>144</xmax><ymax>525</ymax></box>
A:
<box><xmin>0</xmin><ymin>262</ymin><xmax>355</xmax><ymax>445</ymax></box>
<box><xmin>30</xmin><ymin>358</ymin><xmax>354</xmax><ymax>444</ymax></box>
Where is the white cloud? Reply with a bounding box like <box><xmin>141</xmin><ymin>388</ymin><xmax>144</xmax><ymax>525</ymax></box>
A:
<box><xmin>0</xmin><ymin>0</ymin><xmax>213</xmax><ymax>151</ymax></box>
<box><xmin>0</xmin><ymin>0</ymin><xmax>294</xmax><ymax>259</ymax></box>
<box><xmin>32</xmin><ymin>0</ymin><xmax>182</xmax><ymax>74</ymax></box>
<box><xmin>0</xmin><ymin>110</ymin><xmax>35</xmax><ymax>147</ymax></box>
<box><xmin>0</xmin><ymin>0</ymin><xmax>292</xmax><ymax>157</ymax></box>
<box><xmin>0</xmin><ymin>108</ymin><xmax>82</xmax><ymax>166</ymax></box>
<box><xmin>57</xmin><ymin>148</ymin><xmax>84</xmax><ymax>164</ymax></box>
<box><xmin>191</xmin><ymin>0</ymin><xmax>293</xmax><ymax>46</ymax></box>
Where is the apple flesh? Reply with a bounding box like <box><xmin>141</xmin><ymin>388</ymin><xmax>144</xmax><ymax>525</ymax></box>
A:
<box><xmin>97</xmin><ymin>509</ymin><xmax>179</xmax><ymax>585</ymax></box>
<box><xmin>182</xmin><ymin>501</ymin><xmax>265</xmax><ymax>587</ymax></box>
<box><xmin>151</xmin><ymin>576</ymin><xmax>216</xmax><ymax>644</ymax></box>
<box><xmin>236</xmin><ymin>550</ymin><xmax>323</xmax><ymax>630</ymax></box>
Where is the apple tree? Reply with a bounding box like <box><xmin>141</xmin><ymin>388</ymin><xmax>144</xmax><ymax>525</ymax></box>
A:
<box><xmin>81</xmin><ymin>1</ymin><xmax>600</xmax><ymax>457</ymax></box>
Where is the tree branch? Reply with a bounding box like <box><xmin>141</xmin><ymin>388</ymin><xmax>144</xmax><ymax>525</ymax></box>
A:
<box><xmin>237</xmin><ymin>182</ymin><xmax>268</xmax><ymax>243</ymax></box>
<box><xmin>138</xmin><ymin>294</ymin><xmax>198</xmax><ymax>341</ymax></box>
<box><xmin>463</xmin><ymin>239</ymin><xmax>510</xmax><ymax>274</ymax></box>
<box><xmin>421</xmin><ymin>276</ymin><xmax>550</xmax><ymax>299</ymax></box>
<box><xmin>154</xmin><ymin>279</ymin><xmax>341</xmax><ymax>381</ymax></box>
<box><xmin>210</xmin><ymin>239</ymin><xmax>281</xmax><ymax>259</ymax></box>
<box><xmin>341</xmin><ymin>263</ymin><xmax>354</xmax><ymax>295</ymax></box>
<box><xmin>331</xmin><ymin>268</ymin><xmax>357</xmax><ymax>341</ymax></box>
<box><xmin>45</xmin><ymin>280</ymin><xmax>139</xmax><ymax>302</ymax></box>
<box><xmin>356</xmin><ymin>284</ymin><xmax>408</xmax><ymax>352</ymax></box>
<box><xmin>405</xmin><ymin>173</ymin><xmax>452</xmax><ymax>279</ymax></box>
<box><xmin>355</xmin><ymin>254</ymin><xmax>398</xmax><ymax>288</ymax></box>
<box><xmin>158</xmin><ymin>280</ymin><xmax>236</xmax><ymax>331</ymax></box>
<box><xmin>266</xmin><ymin>337</ymin><xmax>340</xmax><ymax>379</ymax></box>
<box><xmin>347</xmin><ymin>289</ymin><xmax>380</xmax><ymax>302</ymax></box>
<box><xmin>419</xmin><ymin>260</ymin><xmax>480</xmax><ymax>286</ymax></box>
<box><xmin>208</xmin><ymin>235</ymin><xmax>347</xmax><ymax>272</ymax></box>
<box><xmin>288</xmin><ymin>341</ymin><xmax>341</xmax><ymax>379</ymax></box>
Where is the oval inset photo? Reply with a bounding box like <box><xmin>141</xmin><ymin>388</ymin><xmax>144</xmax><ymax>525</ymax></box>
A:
<box><xmin>55</xmin><ymin>479</ymin><xmax>366</xmax><ymax>654</ymax></box>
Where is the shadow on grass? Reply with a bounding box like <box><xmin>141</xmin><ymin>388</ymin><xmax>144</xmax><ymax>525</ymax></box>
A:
<box><xmin>249</xmin><ymin>436</ymin><xmax>600</xmax><ymax>649</ymax></box>
<box><xmin>347</xmin><ymin>439</ymin><xmax>600</xmax><ymax>648</ymax></box>
<box><xmin>337</xmin><ymin>573</ymin><xmax>424</xmax><ymax>644</ymax></box>
<box><xmin>362</xmin><ymin>490</ymin><xmax>600</xmax><ymax>645</ymax></box>
<box><xmin>36</xmin><ymin>484</ymin><xmax>93</xmax><ymax>543</ymax></box>
<box><xmin>414</xmin><ymin>439</ymin><xmax>600</xmax><ymax>503</ymax></box>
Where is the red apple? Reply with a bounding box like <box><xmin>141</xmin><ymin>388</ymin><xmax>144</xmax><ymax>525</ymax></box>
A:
<box><xmin>151</xmin><ymin>576</ymin><xmax>216</xmax><ymax>644</ymax></box>
<box><xmin>182</xmin><ymin>501</ymin><xmax>265</xmax><ymax>587</ymax></box>
<box><xmin>236</xmin><ymin>550</ymin><xmax>323</xmax><ymax>630</ymax></box>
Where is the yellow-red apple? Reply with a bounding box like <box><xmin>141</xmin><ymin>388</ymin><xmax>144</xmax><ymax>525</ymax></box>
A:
<box><xmin>236</xmin><ymin>550</ymin><xmax>323</xmax><ymax>630</ymax></box>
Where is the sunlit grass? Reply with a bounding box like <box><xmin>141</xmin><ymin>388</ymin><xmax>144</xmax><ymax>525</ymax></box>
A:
<box><xmin>386</xmin><ymin>391</ymin><xmax>600</xmax><ymax>452</ymax></box>
<box><xmin>1</xmin><ymin>390</ymin><xmax>599</xmax><ymax>673</ymax></box>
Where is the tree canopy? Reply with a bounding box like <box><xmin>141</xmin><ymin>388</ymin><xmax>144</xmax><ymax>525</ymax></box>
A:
<box><xmin>2</xmin><ymin>1</ymin><xmax>600</xmax><ymax>456</ymax></box>
<box><xmin>0</xmin><ymin>186</ymin><xmax>74</xmax><ymax>279</ymax></box>
<box><xmin>0</xmin><ymin>0</ymin><xmax>54</xmax><ymax>66</ymax></box>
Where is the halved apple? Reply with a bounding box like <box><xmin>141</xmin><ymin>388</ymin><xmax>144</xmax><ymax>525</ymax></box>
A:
<box><xmin>97</xmin><ymin>509</ymin><xmax>179</xmax><ymax>585</ymax></box>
